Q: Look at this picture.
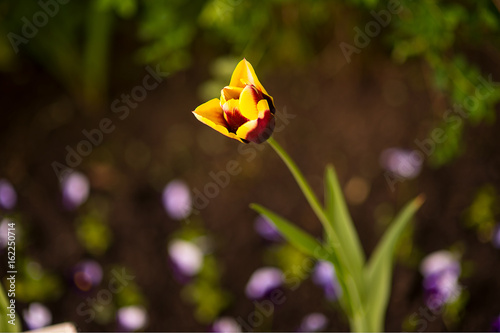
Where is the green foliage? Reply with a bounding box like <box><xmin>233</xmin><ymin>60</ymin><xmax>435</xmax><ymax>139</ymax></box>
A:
<box><xmin>463</xmin><ymin>184</ymin><xmax>500</xmax><ymax>243</ymax></box>
<box><xmin>324</xmin><ymin>166</ymin><xmax>365</xmax><ymax>280</ymax></box>
<box><xmin>252</xmin><ymin>140</ymin><xmax>424</xmax><ymax>332</ymax></box>
<box><xmin>389</xmin><ymin>0</ymin><xmax>500</xmax><ymax>166</ymax></box>
<box><xmin>76</xmin><ymin>212</ymin><xmax>113</xmax><ymax>256</ymax></box>
<box><xmin>364</xmin><ymin>195</ymin><xmax>424</xmax><ymax>331</ymax></box>
<box><xmin>251</xmin><ymin>204</ymin><xmax>328</xmax><ymax>260</ymax></box>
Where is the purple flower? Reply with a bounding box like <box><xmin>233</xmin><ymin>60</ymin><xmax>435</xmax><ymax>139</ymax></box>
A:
<box><xmin>162</xmin><ymin>180</ymin><xmax>192</xmax><ymax>220</ymax></box>
<box><xmin>0</xmin><ymin>179</ymin><xmax>17</xmax><ymax>210</ymax></box>
<box><xmin>380</xmin><ymin>148</ymin><xmax>422</xmax><ymax>179</ymax></box>
<box><xmin>492</xmin><ymin>224</ymin><xmax>500</xmax><ymax>249</ymax></box>
<box><xmin>299</xmin><ymin>313</ymin><xmax>328</xmax><ymax>332</ymax></box>
<box><xmin>212</xmin><ymin>317</ymin><xmax>242</xmax><ymax>333</ymax></box>
<box><xmin>168</xmin><ymin>239</ymin><xmax>204</xmax><ymax>280</ymax></box>
<box><xmin>420</xmin><ymin>251</ymin><xmax>461</xmax><ymax>310</ymax></box>
<box><xmin>117</xmin><ymin>305</ymin><xmax>147</xmax><ymax>331</ymax></box>
<box><xmin>420</xmin><ymin>251</ymin><xmax>460</xmax><ymax>278</ymax></box>
<box><xmin>491</xmin><ymin>315</ymin><xmax>500</xmax><ymax>332</ymax></box>
<box><xmin>61</xmin><ymin>172</ymin><xmax>90</xmax><ymax>210</ymax></box>
<box><xmin>254</xmin><ymin>215</ymin><xmax>282</xmax><ymax>242</ymax></box>
<box><xmin>73</xmin><ymin>260</ymin><xmax>103</xmax><ymax>291</ymax></box>
<box><xmin>23</xmin><ymin>303</ymin><xmax>52</xmax><ymax>330</ymax></box>
<box><xmin>245</xmin><ymin>267</ymin><xmax>283</xmax><ymax>299</ymax></box>
<box><xmin>312</xmin><ymin>261</ymin><xmax>342</xmax><ymax>301</ymax></box>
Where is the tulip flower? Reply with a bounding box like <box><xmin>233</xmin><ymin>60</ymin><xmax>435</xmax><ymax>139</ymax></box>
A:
<box><xmin>192</xmin><ymin>59</ymin><xmax>275</xmax><ymax>144</ymax></box>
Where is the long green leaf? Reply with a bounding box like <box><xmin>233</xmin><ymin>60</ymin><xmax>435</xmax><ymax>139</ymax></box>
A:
<box><xmin>250</xmin><ymin>204</ymin><xmax>329</xmax><ymax>260</ymax></box>
<box><xmin>364</xmin><ymin>195</ymin><xmax>425</xmax><ymax>332</ymax></box>
<box><xmin>0</xmin><ymin>282</ymin><xmax>20</xmax><ymax>332</ymax></box>
<box><xmin>324</xmin><ymin>165</ymin><xmax>365</xmax><ymax>276</ymax></box>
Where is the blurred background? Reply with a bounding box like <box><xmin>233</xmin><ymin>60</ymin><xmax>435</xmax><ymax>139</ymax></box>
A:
<box><xmin>1</xmin><ymin>0</ymin><xmax>500</xmax><ymax>331</ymax></box>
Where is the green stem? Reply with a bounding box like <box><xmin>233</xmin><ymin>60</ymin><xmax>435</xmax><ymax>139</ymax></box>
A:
<box><xmin>266</xmin><ymin>137</ymin><xmax>334</xmax><ymax>238</ymax></box>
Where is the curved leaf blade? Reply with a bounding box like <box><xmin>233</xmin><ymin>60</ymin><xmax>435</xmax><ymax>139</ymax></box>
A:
<box><xmin>364</xmin><ymin>195</ymin><xmax>425</xmax><ymax>332</ymax></box>
<box><xmin>250</xmin><ymin>203</ymin><xmax>329</xmax><ymax>260</ymax></box>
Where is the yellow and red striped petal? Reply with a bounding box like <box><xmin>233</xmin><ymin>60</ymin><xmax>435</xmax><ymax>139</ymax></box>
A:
<box><xmin>229</xmin><ymin>59</ymin><xmax>269</xmax><ymax>96</ymax></box>
<box><xmin>192</xmin><ymin>98</ymin><xmax>245</xmax><ymax>143</ymax></box>
<box><xmin>222</xmin><ymin>99</ymin><xmax>249</xmax><ymax>133</ymax></box>
<box><xmin>236</xmin><ymin>108</ymin><xmax>275</xmax><ymax>144</ymax></box>
<box><xmin>239</xmin><ymin>84</ymin><xmax>262</xmax><ymax>120</ymax></box>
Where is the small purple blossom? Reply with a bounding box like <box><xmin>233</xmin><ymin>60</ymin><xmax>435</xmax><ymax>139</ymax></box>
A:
<box><xmin>212</xmin><ymin>317</ymin><xmax>242</xmax><ymax>333</ymax></box>
<box><xmin>61</xmin><ymin>172</ymin><xmax>90</xmax><ymax>210</ymax></box>
<box><xmin>380</xmin><ymin>148</ymin><xmax>422</xmax><ymax>179</ymax></box>
<box><xmin>162</xmin><ymin>180</ymin><xmax>192</xmax><ymax>220</ymax></box>
<box><xmin>0</xmin><ymin>179</ymin><xmax>17</xmax><ymax>210</ymax></box>
<box><xmin>117</xmin><ymin>305</ymin><xmax>148</xmax><ymax>331</ymax></box>
<box><xmin>312</xmin><ymin>260</ymin><xmax>342</xmax><ymax>301</ymax></box>
<box><xmin>245</xmin><ymin>267</ymin><xmax>283</xmax><ymax>299</ymax></box>
<box><xmin>492</xmin><ymin>224</ymin><xmax>500</xmax><ymax>249</ymax></box>
<box><xmin>73</xmin><ymin>260</ymin><xmax>103</xmax><ymax>291</ymax></box>
<box><xmin>254</xmin><ymin>215</ymin><xmax>282</xmax><ymax>242</ymax></box>
<box><xmin>299</xmin><ymin>313</ymin><xmax>328</xmax><ymax>332</ymax></box>
<box><xmin>420</xmin><ymin>251</ymin><xmax>461</xmax><ymax>310</ymax></box>
<box><xmin>168</xmin><ymin>239</ymin><xmax>204</xmax><ymax>280</ymax></box>
<box><xmin>23</xmin><ymin>303</ymin><xmax>52</xmax><ymax>330</ymax></box>
<box><xmin>491</xmin><ymin>315</ymin><xmax>500</xmax><ymax>332</ymax></box>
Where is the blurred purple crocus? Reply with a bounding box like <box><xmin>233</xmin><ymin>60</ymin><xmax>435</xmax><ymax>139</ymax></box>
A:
<box><xmin>492</xmin><ymin>315</ymin><xmax>500</xmax><ymax>332</ymax></box>
<box><xmin>420</xmin><ymin>250</ymin><xmax>461</xmax><ymax>310</ymax></box>
<box><xmin>162</xmin><ymin>180</ymin><xmax>192</xmax><ymax>220</ymax></box>
<box><xmin>168</xmin><ymin>239</ymin><xmax>204</xmax><ymax>281</ymax></box>
<box><xmin>298</xmin><ymin>313</ymin><xmax>329</xmax><ymax>332</ymax></box>
<box><xmin>212</xmin><ymin>317</ymin><xmax>242</xmax><ymax>333</ymax></box>
<box><xmin>312</xmin><ymin>260</ymin><xmax>342</xmax><ymax>301</ymax></box>
<box><xmin>254</xmin><ymin>215</ymin><xmax>282</xmax><ymax>242</ymax></box>
<box><xmin>61</xmin><ymin>171</ymin><xmax>90</xmax><ymax>210</ymax></box>
<box><xmin>23</xmin><ymin>302</ymin><xmax>52</xmax><ymax>330</ymax></box>
<box><xmin>245</xmin><ymin>267</ymin><xmax>283</xmax><ymax>299</ymax></box>
<box><xmin>492</xmin><ymin>224</ymin><xmax>500</xmax><ymax>249</ymax></box>
<box><xmin>117</xmin><ymin>305</ymin><xmax>147</xmax><ymax>331</ymax></box>
<box><xmin>73</xmin><ymin>260</ymin><xmax>103</xmax><ymax>292</ymax></box>
<box><xmin>0</xmin><ymin>179</ymin><xmax>17</xmax><ymax>210</ymax></box>
<box><xmin>380</xmin><ymin>148</ymin><xmax>422</xmax><ymax>179</ymax></box>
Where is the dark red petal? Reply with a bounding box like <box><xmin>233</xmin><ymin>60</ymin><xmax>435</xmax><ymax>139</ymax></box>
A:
<box><xmin>245</xmin><ymin>110</ymin><xmax>275</xmax><ymax>144</ymax></box>
<box><xmin>223</xmin><ymin>106</ymin><xmax>249</xmax><ymax>133</ymax></box>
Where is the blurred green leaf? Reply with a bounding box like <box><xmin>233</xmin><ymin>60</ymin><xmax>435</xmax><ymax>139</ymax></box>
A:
<box><xmin>76</xmin><ymin>214</ymin><xmax>112</xmax><ymax>256</ymax></box>
<box><xmin>250</xmin><ymin>204</ymin><xmax>328</xmax><ymax>260</ymax></box>
<box><xmin>324</xmin><ymin>165</ymin><xmax>365</xmax><ymax>278</ymax></box>
<box><xmin>364</xmin><ymin>195</ymin><xmax>424</xmax><ymax>331</ymax></box>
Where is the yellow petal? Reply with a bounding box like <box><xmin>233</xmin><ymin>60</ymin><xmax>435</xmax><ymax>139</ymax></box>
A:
<box><xmin>257</xmin><ymin>99</ymin><xmax>270</xmax><ymax>114</ymax></box>
<box><xmin>220</xmin><ymin>86</ymin><xmax>243</xmax><ymax>105</ymax></box>
<box><xmin>236</xmin><ymin>109</ymin><xmax>275</xmax><ymax>144</ymax></box>
<box><xmin>229</xmin><ymin>59</ymin><xmax>269</xmax><ymax>96</ymax></box>
<box><xmin>192</xmin><ymin>98</ymin><xmax>245</xmax><ymax>143</ymax></box>
<box><xmin>239</xmin><ymin>84</ymin><xmax>262</xmax><ymax>120</ymax></box>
